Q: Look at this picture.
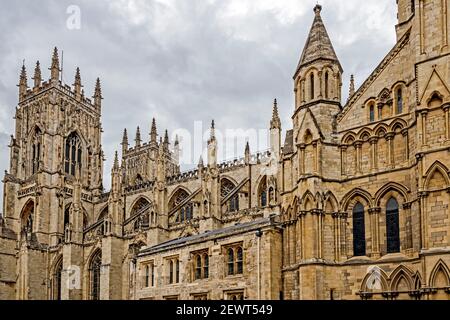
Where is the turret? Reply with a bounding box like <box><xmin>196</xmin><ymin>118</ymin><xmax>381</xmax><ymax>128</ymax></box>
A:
<box><xmin>293</xmin><ymin>4</ymin><xmax>342</xmax><ymax>108</ymax></box>
<box><xmin>150</xmin><ymin>118</ymin><xmax>157</xmax><ymax>144</ymax></box>
<box><xmin>163</xmin><ymin>130</ymin><xmax>169</xmax><ymax>152</ymax></box>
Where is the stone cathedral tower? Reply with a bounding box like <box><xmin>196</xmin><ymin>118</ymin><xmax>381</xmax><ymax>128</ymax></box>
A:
<box><xmin>1</xmin><ymin>48</ymin><xmax>105</xmax><ymax>299</ymax></box>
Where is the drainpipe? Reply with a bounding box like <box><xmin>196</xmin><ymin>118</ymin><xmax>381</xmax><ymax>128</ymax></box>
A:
<box><xmin>256</xmin><ymin>229</ymin><xmax>263</xmax><ymax>300</ymax></box>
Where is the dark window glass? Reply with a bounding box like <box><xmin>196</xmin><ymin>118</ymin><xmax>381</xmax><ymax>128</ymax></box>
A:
<box><xmin>90</xmin><ymin>252</ymin><xmax>102</xmax><ymax>300</ymax></box>
<box><xmin>195</xmin><ymin>255</ymin><xmax>202</xmax><ymax>280</ymax></box>
<box><xmin>386</xmin><ymin>198</ymin><xmax>400</xmax><ymax>253</ymax></box>
<box><xmin>369</xmin><ymin>105</ymin><xmax>375</xmax><ymax>122</ymax></box>
<box><xmin>227</xmin><ymin>248</ymin><xmax>234</xmax><ymax>276</ymax></box>
<box><xmin>261</xmin><ymin>191</ymin><xmax>267</xmax><ymax>207</ymax></box>
<box><xmin>176</xmin><ymin>259</ymin><xmax>180</xmax><ymax>283</ymax></box>
<box><xmin>169</xmin><ymin>260</ymin><xmax>174</xmax><ymax>284</ymax></box>
<box><xmin>310</xmin><ymin>73</ymin><xmax>315</xmax><ymax>100</ymax></box>
<box><xmin>203</xmin><ymin>254</ymin><xmax>209</xmax><ymax>279</ymax></box>
<box><xmin>397</xmin><ymin>89</ymin><xmax>403</xmax><ymax>114</ymax></box>
<box><xmin>236</xmin><ymin>247</ymin><xmax>243</xmax><ymax>274</ymax></box>
<box><xmin>353</xmin><ymin>203</ymin><xmax>366</xmax><ymax>256</ymax></box>
<box><xmin>325</xmin><ymin>72</ymin><xmax>329</xmax><ymax>99</ymax></box>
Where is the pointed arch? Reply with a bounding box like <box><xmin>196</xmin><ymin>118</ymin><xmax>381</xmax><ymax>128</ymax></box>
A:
<box><xmin>88</xmin><ymin>249</ymin><xmax>102</xmax><ymax>300</ymax></box>
<box><xmin>357</xmin><ymin>128</ymin><xmax>373</xmax><ymax>141</ymax></box>
<box><xmin>390</xmin><ymin>265</ymin><xmax>414</xmax><ymax>292</ymax></box>
<box><xmin>168</xmin><ymin>186</ymin><xmax>191</xmax><ymax>206</ymax></box>
<box><xmin>257</xmin><ymin>175</ymin><xmax>268</xmax><ymax>207</ymax></box>
<box><xmin>426</xmin><ymin>91</ymin><xmax>444</xmax><ymax>106</ymax></box>
<box><xmin>360</xmin><ymin>267</ymin><xmax>389</xmax><ymax>293</ymax></box>
<box><xmin>389</xmin><ymin>118</ymin><xmax>407</xmax><ymax>132</ymax></box>
<box><xmin>64</xmin><ymin>131</ymin><xmax>84</xmax><ymax>176</ymax></box>
<box><xmin>424</xmin><ymin>161</ymin><xmax>450</xmax><ymax>190</ymax></box>
<box><xmin>374</xmin><ymin>123</ymin><xmax>389</xmax><ymax>137</ymax></box>
<box><xmin>20</xmin><ymin>199</ymin><xmax>35</xmax><ymax>235</ymax></box>
<box><xmin>301</xmin><ymin>190</ymin><xmax>316</xmax><ymax>211</ymax></box>
<box><xmin>324</xmin><ymin>191</ymin><xmax>338</xmax><ymax>213</ymax></box>
<box><xmin>429</xmin><ymin>260</ymin><xmax>450</xmax><ymax>288</ymax></box>
<box><xmin>413</xmin><ymin>271</ymin><xmax>423</xmax><ymax>290</ymax></box>
<box><xmin>51</xmin><ymin>255</ymin><xmax>63</xmax><ymax>300</ymax></box>
<box><xmin>374</xmin><ymin>182</ymin><xmax>409</xmax><ymax>207</ymax></box>
<box><xmin>342</xmin><ymin>132</ymin><xmax>356</xmax><ymax>145</ymax></box>
<box><xmin>341</xmin><ymin>188</ymin><xmax>373</xmax><ymax>211</ymax></box>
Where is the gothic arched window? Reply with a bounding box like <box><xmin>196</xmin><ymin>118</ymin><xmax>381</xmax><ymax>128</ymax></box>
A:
<box><xmin>258</xmin><ymin>176</ymin><xmax>267</xmax><ymax>207</ymax></box>
<box><xmin>386</xmin><ymin>198</ymin><xmax>400</xmax><ymax>253</ymax></box>
<box><xmin>396</xmin><ymin>88</ymin><xmax>403</xmax><ymax>114</ymax></box>
<box><xmin>31</xmin><ymin>128</ymin><xmax>42</xmax><ymax>175</ymax></box>
<box><xmin>352</xmin><ymin>203</ymin><xmax>366</xmax><ymax>257</ymax></box>
<box><xmin>89</xmin><ymin>251</ymin><xmax>102</xmax><ymax>300</ymax></box>
<box><xmin>52</xmin><ymin>258</ymin><xmax>63</xmax><ymax>300</ymax></box>
<box><xmin>369</xmin><ymin>104</ymin><xmax>375</xmax><ymax>122</ymax></box>
<box><xmin>221</xmin><ymin>179</ymin><xmax>238</xmax><ymax>213</ymax></box>
<box><xmin>169</xmin><ymin>189</ymin><xmax>193</xmax><ymax>223</ymax></box>
<box><xmin>226</xmin><ymin>245</ymin><xmax>243</xmax><ymax>276</ymax></box>
<box><xmin>21</xmin><ymin>201</ymin><xmax>34</xmax><ymax>236</ymax></box>
<box><xmin>324</xmin><ymin>72</ymin><xmax>329</xmax><ymax>99</ymax></box>
<box><xmin>64</xmin><ymin>132</ymin><xmax>82</xmax><ymax>176</ymax></box>
<box><xmin>310</xmin><ymin>73</ymin><xmax>315</xmax><ymax>100</ymax></box>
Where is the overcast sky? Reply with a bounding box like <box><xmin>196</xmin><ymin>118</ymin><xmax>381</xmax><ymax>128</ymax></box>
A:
<box><xmin>0</xmin><ymin>0</ymin><xmax>397</xmax><ymax>211</ymax></box>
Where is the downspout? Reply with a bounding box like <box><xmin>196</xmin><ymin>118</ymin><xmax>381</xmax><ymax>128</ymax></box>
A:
<box><xmin>256</xmin><ymin>229</ymin><xmax>263</xmax><ymax>300</ymax></box>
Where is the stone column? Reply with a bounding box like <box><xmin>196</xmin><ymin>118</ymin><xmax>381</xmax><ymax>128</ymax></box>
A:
<box><xmin>386</xmin><ymin>133</ymin><xmax>395</xmax><ymax>169</ymax></box>
<box><xmin>418</xmin><ymin>191</ymin><xmax>429</xmax><ymax>250</ymax></box>
<box><xmin>369</xmin><ymin>207</ymin><xmax>381</xmax><ymax>258</ymax></box>
<box><xmin>402</xmin><ymin>129</ymin><xmax>410</xmax><ymax>162</ymax></box>
<box><xmin>444</xmin><ymin>104</ymin><xmax>450</xmax><ymax>140</ymax></box>
<box><xmin>299</xmin><ymin>144</ymin><xmax>306</xmax><ymax>176</ymax></box>
<box><xmin>355</xmin><ymin>142</ymin><xmax>362</xmax><ymax>174</ymax></box>
<box><xmin>312</xmin><ymin>141</ymin><xmax>318</xmax><ymax>174</ymax></box>
<box><xmin>419</xmin><ymin>0</ymin><xmax>425</xmax><ymax>54</ymax></box>
<box><xmin>369</xmin><ymin>137</ymin><xmax>378</xmax><ymax>172</ymax></box>
<box><xmin>318</xmin><ymin>71</ymin><xmax>323</xmax><ymax>98</ymax></box>
<box><xmin>340</xmin><ymin>146</ymin><xmax>347</xmax><ymax>176</ymax></box>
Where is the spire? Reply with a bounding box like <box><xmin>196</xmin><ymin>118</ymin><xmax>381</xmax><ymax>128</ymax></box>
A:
<box><xmin>135</xmin><ymin>126</ymin><xmax>141</xmax><ymax>147</ymax></box>
<box><xmin>198</xmin><ymin>155</ymin><xmax>204</xmax><ymax>168</ymax></box>
<box><xmin>18</xmin><ymin>62</ymin><xmax>28</xmax><ymax>100</ymax></box>
<box><xmin>74</xmin><ymin>67</ymin><xmax>82</xmax><ymax>99</ymax></box>
<box><xmin>113</xmin><ymin>151</ymin><xmax>119</xmax><ymax>170</ymax></box>
<box><xmin>270</xmin><ymin>98</ymin><xmax>281</xmax><ymax>130</ymax></box>
<box><xmin>348</xmin><ymin>74</ymin><xmax>355</xmax><ymax>100</ymax></box>
<box><xmin>50</xmin><ymin>47</ymin><xmax>60</xmax><ymax>82</ymax></box>
<box><xmin>163</xmin><ymin>130</ymin><xmax>169</xmax><ymax>151</ymax></box>
<box><xmin>174</xmin><ymin>135</ymin><xmax>179</xmax><ymax>146</ymax></box>
<box><xmin>294</xmin><ymin>4</ymin><xmax>341</xmax><ymax>77</ymax></box>
<box><xmin>32</xmin><ymin>61</ymin><xmax>42</xmax><ymax>89</ymax></box>
<box><xmin>121</xmin><ymin>128</ymin><xmax>129</xmax><ymax>154</ymax></box>
<box><xmin>209</xmin><ymin>120</ymin><xmax>216</xmax><ymax>141</ymax></box>
<box><xmin>244</xmin><ymin>141</ymin><xmax>251</xmax><ymax>165</ymax></box>
<box><xmin>150</xmin><ymin>118</ymin><xmax>157</xmax><ymax>143</ymax></box>
<box><xmin>93</xmin><ymin>77</ymin><xmax>103</xmax><ymax>108</ymax></box>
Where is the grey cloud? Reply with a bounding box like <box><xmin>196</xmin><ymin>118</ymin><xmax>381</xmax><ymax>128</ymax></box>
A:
<box><xmin>0</xmin><ymin>0</ymin><xmax>397</xmax><ymax>208</ymax></box>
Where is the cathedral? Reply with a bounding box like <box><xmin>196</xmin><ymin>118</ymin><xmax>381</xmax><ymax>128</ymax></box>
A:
<box><xmin>1</xmin><ymin>1</ymin><xmax>450</xmax><ymax>300</ymax></box>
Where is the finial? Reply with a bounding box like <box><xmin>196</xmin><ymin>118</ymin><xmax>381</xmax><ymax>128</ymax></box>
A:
<box><xmin>135</xmin><ymin>126</ymin><xmax>141</xmax><ymax>147</ymax></box>
<box><xmin>122</xmin><ymin>128</ymin><xmax>128</xmax><ymax>143</ymax></box>
<box><xmin>209</xmin><ymin>120</ymin><xmax>216</xmax><ymax>140</ymax></box>
<box><xmin>164</xmin><ymin>130</ymin><xmax>169</xmax><ymax>146</ymax></box>
<box><xmin>271</xmin><ymin>98</ymin><xmax>281</xmax><ymax>130</ymax></box>
<box><xmin>18</xmin><ymin>63</ymin><xmax>28</xmax><ymax>100</ymax></box>
<box><xmin>348</xmin><ymin>74</ymin><xmax>355</xmax><ymax>99</ymax></box>
<box><xmin>50</xmin><ymin>47</ymin><xmax>60</xmax><ymax>82</ymax></box>
<box><xmin>33</xmin><ymin>61</ymin><xmax>42</xmax><ymax>88</ymax></box>
<box><xmin>113</xmin><ymin>151</ymin><xmax>119</xmax><ymax>170</ymax></box>
<box><xmin>314</xmin><ymin>4</ymin><xmax>322</xmax><ymax>15</ymax></box>
<box><xmin>150</xmin><ymin>118</ymin><xmax>157</xmax><ymax>143</ymax></box>
<box><xmin>174</xmin><ymin>134</ymin><xmax>179</xmax><ymax>146</ymax></box>
<box><xmin>198</xmin><ymin>155</ymin><xmax>204</xmax><ymax>167</ymax></box>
